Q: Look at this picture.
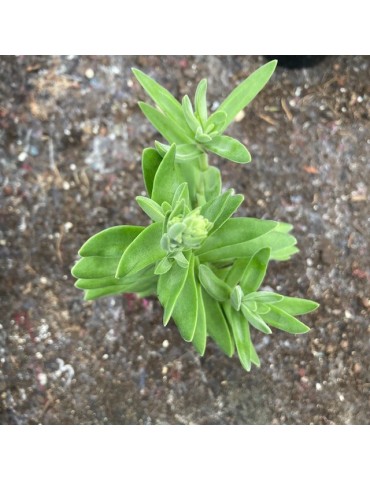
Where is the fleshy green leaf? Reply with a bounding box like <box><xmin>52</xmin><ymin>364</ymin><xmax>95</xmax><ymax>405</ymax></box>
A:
<box><xmin>139</xmin><ymin>102</ymin><xmax>192</xmax><ymax>144</ymax></box>
<box><xmin>255</xmin><ymin>303</ymin><xmax>271</xmax><ymax>315</ymax></box>
<box><xmin>136</xmin><ymin>196</ymin><xmax>164</xmax><ymax>222</ymax></box>
<box><xmin>84</xmin><ymin>285</ymin><xmax>130</xmax><ymax>301</ymax></box>
<box><xmin>272</xmin><ymin>246</ymin><xmax>300</xmax><ymax>261</ymax></box>
<box><xmin>274</xmin><ymin>222</ymin><xmax>294</xmax><ymax>234</ymax></box>
<box><xmin>195</xmin><ymin>127</ymin><xmax>212</xmax><ymax>144</ymax></box>
<box><xmin>155</xmin><ymin>142</ymin><xmax>201</xmax><ymax>163</ymax></box>
<box><xmin>241</xmin><ymin>304</ymin><xmax>272</xmax><ymax>334</ymax></box>
<box><xmin>224</xmin><ymin>303</ymin><xmax>252</xmax><ymax>371</ymax></box>
<box><xmin>225</xmin><ymin>258</ymin><xmax>250</xmax><ymax>288</ymax></box>
<box><xmin>75</xmin><ymin>267</ymin><xmax>155</xmax><ymax>289</ymax></box>
<box><xmin>261</xmin><ymin>305</ymin><xmax>310</xmax><ymax>334</ymax></box>
<box><xmin>132</xmin><ymin>68</ymin><xmax>193</xmax><ymax>137</ymax></box>
<box><xmin>151</xmin><ymin>144</ymin><xmax>183</xmax><ymax>205</ymax></box>
<box><xmin>274</xmin><ymin>297</ymin><xmax>319</xmax><ymax>315</ymax></box>
<box><xmin>116</xmin><ymin>222</ymin><xmax>165</xmax><ymax>278</ymax></box>
<box><xmin>192</xmin><ymin>283</ymin><xmax>207</xmax><ymax>355</ymax></box>
<box><xmin>202</xmin><ymin>166</ymin><xmax>222</xmax><ymax>202</ymax></box>
<box><xmin>162</xmin><ymin>202</ymin><xmax>172</xmax><ymax>214</ymax></box>
<box><xmin>205</xmin><ymin>111</ymin><xmax>227</xmax><ymax>133</ymax></box>
<box><xmin>142</xmin><ymin>148</ymin><xmax>162</xmax><ymax>196</ymax></box>
<box><xmin>198</xmin><ymin>264</ymin><xmax>231</xmax><ymax>302</ymax></box>
<box><xmin>250</xmin><ymin>342</ymin><xmax>261</xmax><ymax>367</ymax></box>
<box><xmin>197</xmin><ymin>218</ymin><xmax>277</xmax><ymax>259</ymax></box>
<box><xmin>211</xmin><ymin>193</ymin><xmax>244</xmax><ymax>233</ymax></box>
<box><xmin>194</xmin><ymin>79</ymin><xmax>208</xmax><ymax>127</ymax></box>
<box><xmin>214</xmin><ymin>60</ymin><xmax>277</xmax><ymax>133</ymax></box>
<box><xmin>72</xmin><ymin>256</ymin><xmax>119</xmax><ymax>279</ymax></box>
<box><xmin>172</xmin><ymin>182</ymin><xmax>190</xmax><ymax>207</ymax></box>
<box><xmin>202</xmin><ymin>288</ymin><xmax>234</xmax><ymax>357</ymax></box>
<box><xmin>245</xmin><ymin>291</ymin><xmax>283</xmax><ymax>303</ymax></box>
<box><xmin>198</xmin><ymin>225</ymin><xmax>297</xmax><ymax>264</ymax></box>
<box><xmin>78</xmin><ymin>225</ymin><xmax>144</xmax><ymax>258</ymax></box>
<box><xmin>205</xmin><ymin>135</ymin><xmax>251</xmax><ymax>164</ymax></box>
<box><xmin>174</xmin><ymin>251</ymin><xmax>189</xmax><ymax>268</ymax></box>
<box><xmin>168</xmin><ymin>198</ymin><xmax>186</xmax><ymax>222</ymax></box>
<box><xmin>178</xmin><ymin>162</ymin><xmax>199</xmax><ymax>206</ymax></box>
<box><xmin>246</xmin><ymin>300</ymin><xmax>257</xmax><ymax>312</ymax></box>
<box><xmin>230</xmin><ymin>285</ymin><xmax>243</xmax><ymax>310</ymax></box>
<box><xmin>182</xmin><ymin>95</ymin><xmax>201</xmax><ymax>133</ymax></box>
<box><xmin>240</xmin><ymin>248</ymin><xmax>271</xmax><ymax>294</ymax></box>
<box><xmin>83</xmin><ymin>274</ymin><xmax>157</xmax><ymax>300</ymax></box>
<box><xmin>200</xmin><ymin>189</ymin><xmax>233</xmax><ymax>224</ymax></box>
<box><xmin>158</xmin><ymin>255</ymin><xmax>190</xmax><ymax>326</ymax></box>
<box><xmin>154</xmin><ymin>257</ymin><xmax>173</xmax><ymax>275</ymax></box>
<box><xmin>172</xmin><ymin>255</ymin><xmax>198</xmax><ymax>341</ymax></box>
<box><xmin>200</xmin><ymin>189</ymin><xmax>243</xmax><ymax>234</ymax></box>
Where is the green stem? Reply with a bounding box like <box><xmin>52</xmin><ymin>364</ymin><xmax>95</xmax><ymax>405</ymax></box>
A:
<box><xmin>198</xmin><ymin>152</ymin><xmax>208</xmax><ymax>172</ymax></box>
<box><xmin>194</xmin><ymin>152</ymin><xmax>209</xmax><ymax>207</ymax></box>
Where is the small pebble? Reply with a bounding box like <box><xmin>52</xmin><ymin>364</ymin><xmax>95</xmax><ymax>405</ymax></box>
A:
<box><xmin>18</xmin><ymin>151</ymin><xmax>27</xmax><ymax>162</ymax></box>
<box><xmin>344</xmin><ymin>310</ymin><xmax>352</xmax><ymax>319</ymax></box>
<box><xmin>315</xmin><ymin>383</ymin><xmax>322</xmax><ymax>391</ymax></box>
<box><xmin>40</xmin><ymin>276</ymin><xmax>48</xmax><ymax>285</ymax></box>
<box><xmin>102</xmin><ymin>354</ymin><xmax>109</xmax><ymax>360</ymax></box>
<box><xmin>353</xmin><ymin>363</ymin><xmax>362</xmax><ymax>374</ymax></box>
<box><xmin>64</xmin><ymin>222</ymin><xmax>73</xmax><ymax>232</ymax></box>
<box><xmin>62</xmin><ymin>181</ymin><xmax>70</xmax><ymax>190</ymax></box>
<box><xmin>162</xmin><ymin>339</ymin><xmax>169</xmax><ymax>349</ymax></box>
<box><xmin>38</xmin><ymin>373</ymin><xmax>48</xmax><ymax>386</ymax></box>
<box><xmin>85</xmin><ymin>68</ymin><xmax>94</xmax><ymax>79</ymax></box>
<box><xmin>29</xmin><ymin>145</ymin><xmax>39</xmax><ymax>156</ymax></box>
<box><xmin>235</xmin><ymin>111</ymin><xmax>245</xmax><ymax>122</ymax></box>
<box><xmin>3</xmin><ymin>185</ymin><xmax>13</xmax><ymax>196</ymax></box>
<box><xmin>361</xmin><ymin>298</ymin><xmax>369</xmax><ymax>308</ymax></box>
<box><xmin>35</xmin><ymin>352</ymin><xmax>43</xmax><ymax>359</ymax></box>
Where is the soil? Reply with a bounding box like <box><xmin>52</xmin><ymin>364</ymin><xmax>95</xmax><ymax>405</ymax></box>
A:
<box><xmin>0</xmin><ymin>55</ymin><xmax>369</xmax><ymax>425</ymax></box>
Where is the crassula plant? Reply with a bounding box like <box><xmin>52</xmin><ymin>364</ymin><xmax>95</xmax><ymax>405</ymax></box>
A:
<box><xmin>71</xmin><ymin>60</ymin><xmax>318</xmax><ymax>371</ymax></box>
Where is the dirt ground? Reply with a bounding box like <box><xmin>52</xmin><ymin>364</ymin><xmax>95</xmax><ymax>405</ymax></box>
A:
<box><xmin>0</xmin><ymin>55</ymin><xmax>369</xmax><ymax>424</ymax></box>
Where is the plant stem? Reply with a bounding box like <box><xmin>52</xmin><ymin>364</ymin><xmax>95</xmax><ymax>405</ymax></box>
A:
<box><xmin>194</xmin><ymin>152</ymin><xmax>209</xmax><ymax>206</ymax></box>
<box><xmin>198</xmin><ymin>152</ymin><xmax>208</xmax><ymax>172</ymax></box>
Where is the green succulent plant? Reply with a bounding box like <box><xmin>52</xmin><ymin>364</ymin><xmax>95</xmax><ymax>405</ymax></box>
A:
<box><xmin>71</xmin><ymin>60</ymin><xmax>318</xmax><ymax>371</ymax></box>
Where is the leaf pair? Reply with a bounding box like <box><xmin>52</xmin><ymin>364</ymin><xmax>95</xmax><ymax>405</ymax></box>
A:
<box><xmin>197</xmin><ymin>218</ymin><xmax>298</xmax><ymax>263</ymax></box>
<box><xmin>71</xmin><ymin>225</ymin><xmax>158</xmax><ymax>300</ymax></box>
